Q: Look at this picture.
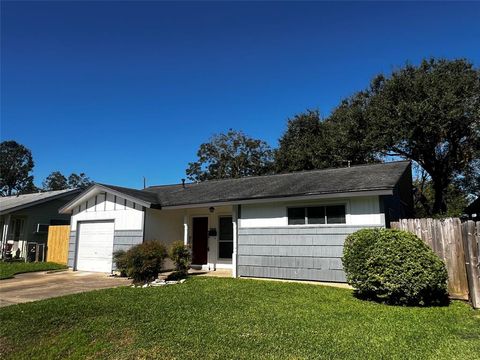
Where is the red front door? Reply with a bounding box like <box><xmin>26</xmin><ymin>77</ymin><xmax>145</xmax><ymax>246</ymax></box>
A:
<box><xmin>192</xmin><ymin>217</ymin><xmax>208</xmax><ymax>265</ymax></box>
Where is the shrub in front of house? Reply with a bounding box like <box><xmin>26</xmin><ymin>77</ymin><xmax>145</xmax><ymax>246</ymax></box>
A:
<box><xmin>124</xmin><ymin>241</ymin><xmax>168</xmax><ymax>283</ymax></box>
<box><xmin>113</xmin><ymin>250</ymin><xmax>128</xmax><ymax>277</ymax></box>
<box><xmin>167</xmin><ymin>241</ymin><xmax>191</xmax><ymax>280</ymax></box>
<box><xmin>342</xmin><ymin>228</ymin><xmax>448</xmax><ymax>306</ymax></box>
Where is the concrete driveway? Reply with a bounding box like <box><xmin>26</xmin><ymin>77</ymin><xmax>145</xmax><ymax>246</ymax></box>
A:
<box><xmin>0</xmin><ymin>270</ymin><xmax>131</xmax><ymax>307</ymax></box>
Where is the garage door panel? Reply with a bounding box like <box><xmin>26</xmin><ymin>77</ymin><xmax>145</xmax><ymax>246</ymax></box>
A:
<box><xmin>77</xmin><ymin>221</ymin><xmax>114</xmax><ymax>273</ymax></box>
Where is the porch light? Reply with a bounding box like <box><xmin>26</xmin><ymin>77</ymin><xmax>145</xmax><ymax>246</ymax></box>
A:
<box><xmin>209</xmin><ymin>206</ymin><xmax>215</xmax><ymax>213</ymax></box>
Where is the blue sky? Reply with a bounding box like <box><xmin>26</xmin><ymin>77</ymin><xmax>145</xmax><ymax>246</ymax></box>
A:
<box><xmin>1</xmin><ymin>1</ymin><xmax>479</xmax><ymax>188</ymax></box>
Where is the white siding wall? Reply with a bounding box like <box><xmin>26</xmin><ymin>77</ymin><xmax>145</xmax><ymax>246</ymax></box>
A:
<box><xmin>144</xmin><ymin>208</ymin><xmax>184</xmax><ymax>244</ymax></box>
<box><xmin>239</xmin><ymin>196</ymin><xmax>384</xmax><ymax>228</ymax></box>
<box><xmin>70</xmin><ymin>193</ymin><xmax>144</xmax><ymax>231</ymax></box>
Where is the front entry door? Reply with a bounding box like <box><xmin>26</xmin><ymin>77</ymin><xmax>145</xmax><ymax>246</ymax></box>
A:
<box><xmin>192</xmin><ymin>217</ymin><xmax>208</xmax><ymax>265</ymax></box>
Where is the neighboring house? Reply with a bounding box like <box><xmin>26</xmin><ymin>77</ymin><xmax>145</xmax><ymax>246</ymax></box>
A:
<box><xmin>0</xmin><ymin>189</ymin><xmax>81</xmax><ymax>261</ymax></box>
<box><xmin>59</xmin><ymin>161</ymin><xmax>413</xmax><ymax>282</ymax></box>
<box><xmin>464</xmin><ymin>197</ymin><xmax>479</xmax><ymax>220</ymax></box>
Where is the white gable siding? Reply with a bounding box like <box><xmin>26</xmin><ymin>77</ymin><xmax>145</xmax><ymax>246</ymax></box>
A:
<box><xmin>68</xmin><ymin>193</ymin><xmax>145</xmax><ymax>270</ymax></box>
<box><xmin>70</xmin><ymin>193</ymin><xmax>144</xmax><ymax>231</ymax></box>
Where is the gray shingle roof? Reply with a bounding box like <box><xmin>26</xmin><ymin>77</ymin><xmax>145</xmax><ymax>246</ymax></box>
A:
<box><xmin>99</xmin><ymin>161</ymin><xmax>411</xmax><ymax>208</ymax></box>
<box><xmin>0</xmin><ymin>189</ymin><xmax>81</xmax><ymax>215</ymax></box>
<box><xmin>96</xmin><ymin>184</ymin><xmax>159</xmax><ymax>205</ymax></box>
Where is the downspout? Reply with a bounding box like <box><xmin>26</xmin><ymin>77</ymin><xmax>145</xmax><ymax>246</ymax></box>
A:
<box><xmin>232</xmin><ymin>205</ymin><xmax>239</xmax><ymax>278</ymax></box>
<box><xmin>142</xmin><ymin>207</ymin><xmax>147</xmax><ymax>243</ymax></box>
<box><xmin>183</xmin><ymin>213</ymin><xmax>188</xmax><ymax>246</ymax></box>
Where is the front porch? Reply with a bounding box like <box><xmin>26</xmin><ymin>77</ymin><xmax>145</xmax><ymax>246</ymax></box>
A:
<box><xmin>159</xmin><ymin>268</ymin><xmax>232</xmax><ymax>279</ymax></box>
<box><xmin>144</xmin><ymin>204</ymin><xmax>239</xmax><ymax>277</ymax></box>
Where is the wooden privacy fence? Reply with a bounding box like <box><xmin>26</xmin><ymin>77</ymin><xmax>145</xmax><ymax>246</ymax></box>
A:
<box><xmin>391</xmin><ymin>218</ymin><xmax>480</xmax><ymax>309</ymax></box>
<box><xmin>46</xmin><ymin>225</ymin><xmax>70</xmax><ymax>265</ymax></box>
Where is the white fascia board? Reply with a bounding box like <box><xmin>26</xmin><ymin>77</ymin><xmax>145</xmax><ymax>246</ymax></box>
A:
<box><xmin>58</xmin><ymin>184</ymin><xmax>151</xmax><ymax>214</ymax></box>
<box><xmin>160</xmin><ymin>189</ymin><xmax>393</xmax><ymax>210</ymax></box>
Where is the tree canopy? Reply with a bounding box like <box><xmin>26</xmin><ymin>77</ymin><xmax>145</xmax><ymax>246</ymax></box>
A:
<box><xmin>363</xmin><ymin>58</ymin><xmax>479</xmax><ymax>214</ymax></box>
<box><xmin>67</xmin><ymin>172</ymin><xmax>94</xmax><ymax>189</ymax></box>
<box><xmin>186</xmin><ymin>129</ymin><xmax>274</xmax><ymax>182</ymax></box>
<box><xmin>42</xmin><ymin>171</ymin><xmax>93</xmax><ymax>191</ymax></box>
<box><xmin>274</xmin><ymin>110</ymin><xmax>334</xmax><ymax>172</ymax></box>
<box><xmin>0</xmin><ymin>141</ymin><xmax>35</xmax><ymax>196</ymax></box>
<box><xmin>42</xmin><ymin>171</ymin><xmax>68</xmax><ymax>191</ymax></box>
<box><xmin>275</xmin><ymin>58</ymin><xmax>479</xmax><ymax>215</ymax></box>
<box><xmin>274</xmin><ymin>108</ymin><xmax>378</xmax><ymax>173</ymax></box>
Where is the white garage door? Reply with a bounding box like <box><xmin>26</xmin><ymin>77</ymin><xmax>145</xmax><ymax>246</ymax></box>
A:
<box><xmin>77</xmin><ymin>221</ymin><xmax>114</xmax><ymax>273</ymax></box>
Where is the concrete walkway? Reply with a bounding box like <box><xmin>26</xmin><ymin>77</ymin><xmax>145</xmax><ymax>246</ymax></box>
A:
<box><xmin>0</xmin><ymin>270</ymin><xmax>131</xmax><ymax>307</ymax></box>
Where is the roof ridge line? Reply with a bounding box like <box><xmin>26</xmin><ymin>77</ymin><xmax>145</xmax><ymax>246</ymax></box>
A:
<box><xmin>145</xmin><ymin>160</ymin><xmax>410</xmax><ymax>188</ymax></box>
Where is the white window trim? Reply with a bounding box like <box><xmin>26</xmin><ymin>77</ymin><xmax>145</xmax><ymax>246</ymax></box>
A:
<box><xmin>217</xmin><ymin>215</ymin><xmax>233</xmax><ymax>260</ymax></box>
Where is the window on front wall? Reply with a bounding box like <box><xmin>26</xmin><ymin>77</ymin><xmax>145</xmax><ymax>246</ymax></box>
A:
<box><xmin>218</xmin><ymin>216</ymin><xmax>233</xmax><ymax>259</ymax></box>
<box><xmin>288</xmin><ymin>205</ymin><xmax>346</xmax><ymax>225</ymax></box>
<box><xmin>7</xmin><ymin>218</ymin><xmax>25</xmax><ymax>241</ymax></box>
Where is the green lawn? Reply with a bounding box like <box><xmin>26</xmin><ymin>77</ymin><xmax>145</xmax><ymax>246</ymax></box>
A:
<box><xmin>0</xmin><ymin>261</ymin><xmax>67</xmax><ymax>280</ymax></box>
<box><xmin>1</xmin><ymin>277</ymin><xmax>479</xmax><ymax>360</ymax></box>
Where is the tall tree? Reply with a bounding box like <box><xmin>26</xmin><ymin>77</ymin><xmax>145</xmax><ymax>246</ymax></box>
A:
<box><xmin>364</xmin><ymin>58</ymin><xmax>480</xmax><ymax>214</ymax></box>
<box><xmin>42</xmin><ymin>171</ymin><xmax>68</xmax><ymax>191</ymax></box>
<box><xmin>186</xmin><ymin>129</ymin><xmax>274</xmax><ymax>182</ymax></box>
<box><xmin>326</xmin><ymin>93</ymin><xmax>380</xmax><ymax>165</ymax></box>
<box><xmin>413</xmin><ymin>166</ymin><xmax>469</xmax><ymax>217</ymax></box>
<box><xmin>67</xmin><ymin>172</ymin><xmax>93</xmax><ymax>189</ymax></box>
<box><xmin>0</xmin><ymin>141</ymin><xmax>35</xmax><ymax>196</ymax></box>
<box><xmin>42</xmin><ymin>171</ymin><xmax>93</xmax><ymax>191</ymax></box>
<box><xmin>275</xmin><ymin>109</ymin><xmax>377</xmax><ymax>172</ymax></box>
<box><xmin>275</xmin><ymin>110</ymin><xmax>334</xmax><ymax>172</ymax></box>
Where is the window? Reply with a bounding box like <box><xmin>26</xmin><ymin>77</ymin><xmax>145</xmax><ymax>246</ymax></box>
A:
<box><xmin>288</xmin><ymin>205</ymin><xmax>346</xmax><ymax>225</ymax></box>
<box><xmin>218</xmin><ymin>216</ymin><xmax>233</xmax><ymax>259</ymax></box>
<box><xmin>287</xmin><ymin>207</ymin><xmax>305</xmax><ymax>225</ymax></box>
<box><xmin>326</xmin><ymin>205</ymin><xmax>346</xmax><ymax>224</ymax></box>
<box><xmin>8</xmin><ymin>218</ymin><xmax>25</xmax><ymax>241</ymax></box>
<box><xmin>307</xmin><ymin>207</ymin><xmax>325</xmax><ymax>224</ymax></box>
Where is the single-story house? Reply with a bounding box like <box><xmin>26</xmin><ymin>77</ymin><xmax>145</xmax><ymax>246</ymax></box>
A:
<box><xmin>0</xmin><ymin>189</ymin><xmax>81</xmax><ymax>261</ymax></box>
<box><xmin>59</xmin><ymin>161</ymin><xmax>413</xmax><ymax>282</ymax></box>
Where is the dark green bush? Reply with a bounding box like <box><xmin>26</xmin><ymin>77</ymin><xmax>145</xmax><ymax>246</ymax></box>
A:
<box><xmin>342</xmin><ymin>228</ymin><xmax>448</xmax><ymax>306</ymax></box>
<box><xmin>112</xmin><ymin>250</ymin><xmax>128</xmax><ymax>276</ymax></box>
<box><xmin>124</xmin><ymin>241</ymin><xmax>167</xmax><ymax>283</ymax></box>
<box><xmin>169</xmin><ymin>241</ymin><xmax>191</xmax><ymax>277</ymax></box>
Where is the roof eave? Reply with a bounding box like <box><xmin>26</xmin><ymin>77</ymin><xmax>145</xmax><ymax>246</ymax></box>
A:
<box><xmin>0</xmin><ymin>189</ymin><xmax>82</xmax><ymax>216</ymax></box>
<box><xmin>58</xmin><ymin>184</ymin><xmax>152</xmax><ymax>214</ymax></box>
<box><xmin>158</xmin><ymin>188</ymin><xmax>394</xmax><ymax>210</ymax></box>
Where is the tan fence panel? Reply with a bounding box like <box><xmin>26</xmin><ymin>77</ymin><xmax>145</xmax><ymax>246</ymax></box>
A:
<box><xmin>391</xmin><ymin>218</ymin><xmax>471</xmax><ymax>301</ymax></box>
<box><xmin>46</xmin><ymin>225</ymin><xmax>70</xmax><ymax>265</ymax></box>
<box><xmin>462</xmin><ymin>221</ymin><xmax>480</xmax><ymax>309</ymax></box>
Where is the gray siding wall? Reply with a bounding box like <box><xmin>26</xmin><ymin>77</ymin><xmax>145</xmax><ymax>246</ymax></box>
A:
<box><xmin>238</xmin><ymin>226</ymin><xmax>381</xmax><ymax>282</ymax></box>
<box><xmin>112</xmin><ymin>230</ymin><xmax>143</xmax><ymax>252</ymax></box>
<box><xmin>67</xmin><ymin>228</ymin><xmax>143</xmax><ymax>270</ymax></box>
<box><xmin>67</xmin><ymin>230</ymin><xmax>76</xmax><ymax>267</ymax></box>
<box><xmin>112</xmin><ymin>229</ymin><xmax>143</xmax><ymax>270</ymax></box>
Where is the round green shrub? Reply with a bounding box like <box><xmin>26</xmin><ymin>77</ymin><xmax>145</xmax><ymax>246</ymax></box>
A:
<box><xmin>342</xmin><ymin>228</ymin><xmax>448</xmax><ymax>306</ymax></box>
<box><xmin>169</xmin><ymin>241</ymin><xmax>191</xmax><ymax>276</ymax></box>
<box><xmin>124</xmin><ymin>241</ymin><xmax>167</xmax><ymax>283</ymax></box>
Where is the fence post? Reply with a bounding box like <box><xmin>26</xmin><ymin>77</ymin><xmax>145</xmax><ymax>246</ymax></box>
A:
<box><xmin>462</xmin><ymin>221</ymin><xmax>480</xmax><ymax>309</ymax></box>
